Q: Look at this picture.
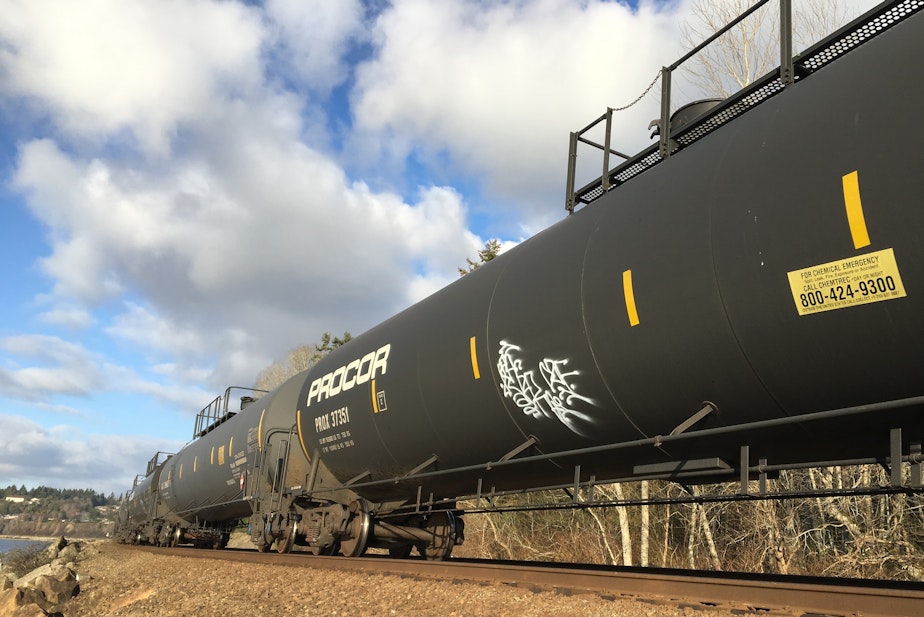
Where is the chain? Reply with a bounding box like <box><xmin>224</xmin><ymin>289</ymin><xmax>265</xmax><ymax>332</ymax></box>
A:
<box><xmin>611</xmin><ymin>69</ymin><xmax>663</xmax><ymax>112</ymax></box>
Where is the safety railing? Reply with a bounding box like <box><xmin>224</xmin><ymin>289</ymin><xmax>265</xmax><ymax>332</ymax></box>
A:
<box><xmin>193</xmin><ymin>385</ymin><xmax>268</xmax><ymax>439</ymax></box>
<box><xmin>565</xmin><ymin>0</ymin><xmax>924</xmax><ymax>213</ymax></box>
<box><xmin>566</xmin><ymin>0</ymin><xmax>793</xmax><ymax>213</ymax></box>
<box><xmin>145</xmin><ymin>451</ymin><xmax>174</xmax><ymax>476</ymax></box>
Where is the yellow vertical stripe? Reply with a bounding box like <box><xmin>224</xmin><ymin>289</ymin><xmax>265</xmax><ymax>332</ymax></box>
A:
<box><xmin>623</xmin><ymin>269</ymin><xmax>640</xmax><ymax>326</ymax></box>
<box><xmin>371</xmin><ymin>378</ymin><xmax>379</xmax><ymax>413</ymax></box>
<box><xmin>193</xmin><ymin>456</ymin><xmax>197</xmax><ymax>473</ymax></box>
<box><xmin>229</xmin><ymin>436</ymin><xmax>233</xmax><ymax>456</ymax></box>
<box><xmin>470</xmin><ymin>336</ymin><xmax>481</xmax><ymax>379</ymax></box>
<box><xmin>296</xmin><ymin>410</ymin><xmax>311</xmax><ymax>462</ymax></box>
<box><xmin>843</xmin><ymin>170</ymin><xmax>871</xmax><ymax>249</ymax></box>
<box><xmin>257</xmin><ymin>409</ymin><xmax>266</xmax><ymax>452</ymax></box>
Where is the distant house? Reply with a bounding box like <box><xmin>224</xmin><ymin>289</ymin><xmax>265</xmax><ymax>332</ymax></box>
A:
<box><xmin>3</xmin><ymin>496</ymin><xmax>40</xmax><ymax>504</ymax></box>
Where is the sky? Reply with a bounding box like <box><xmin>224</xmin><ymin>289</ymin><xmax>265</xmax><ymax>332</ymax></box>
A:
<box><xmin>0</xmin><ymin>0</ymin><xmax>877</xmax><ymax>496</ymax></box>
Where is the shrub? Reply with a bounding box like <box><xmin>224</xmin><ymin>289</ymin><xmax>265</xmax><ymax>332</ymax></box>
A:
<box><xmin>2</xmin><ymin>544</ymin><xmax>51</xmax><ymax>578</ymax></box>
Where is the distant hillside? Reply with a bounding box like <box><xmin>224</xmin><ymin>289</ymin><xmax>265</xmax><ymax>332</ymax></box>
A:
<box><xmin>1</xmin><ymin>485</ymin><xmax>118</xmax><ymax>539</ymax></box>
<box><xmin>0</xmin><ymin>519</ymin><xmax>113</xmax><ymax>539</ymax></box>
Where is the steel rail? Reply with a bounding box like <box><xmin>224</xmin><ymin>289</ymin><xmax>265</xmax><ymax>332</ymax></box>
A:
<box><xmin>126</xmin><ymin>544</ymin><xmax>924</xmax><ymax>617</ymax></box>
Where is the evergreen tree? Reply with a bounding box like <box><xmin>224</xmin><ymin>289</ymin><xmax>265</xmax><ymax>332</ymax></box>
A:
<box><xmin>458</xmin><ymin>239</ymin><xmax>501</xmax><ymax>276</ymax></box>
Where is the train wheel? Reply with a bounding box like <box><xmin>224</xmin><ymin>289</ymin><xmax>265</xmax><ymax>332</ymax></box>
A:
<box><xmin>277</xmin><ymin>526</ymin><xmax>295</xmax><ymax>554</ymax></box>
<box><xmin>423</xmin><ymin>512</ymin><xmax>456</xmax><ymax>561</ymax></box>
<box><xmin>339</xmin><ymin>500</ymin><xmax>371</xmax><ymax>558</ymax></box>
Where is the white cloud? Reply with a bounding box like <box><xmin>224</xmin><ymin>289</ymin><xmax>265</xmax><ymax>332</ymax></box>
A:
<box><xmin>350</xmin><ymin>0</ymin><xmax>688</xmax><ymax>228</ymax></box>
<box><xmin>348</xmin><ymin>0</ymin><xmax>881</xmax><ymax>232</ymax></box>
<box><xmin>0</xmin><ymin>334</ymin><xmax>211</xmax><ymax>419</ymax></box>
<box><xmin>0</xmin><ymin>335</ymin><xmax>103</xmax><ymax>401</ymax></box>
<box><xmin>4</xmin><ymin>0</ymin><xmax>694</xmax><ymax>417</ymax></box>
<box><xmin>0</xmin><ymin>0</ymin><xmax>265</xmax><ymax>155</ymax></box>
<box><xmin>2</xmin><ymin>334</ymin><xmax>90</xmax><ymax>365</ymax></box>
<box><xmin>9</xmin><ymin>0</ymin><xmax>679</xmax><ymax>399</ymax></box>
<box><xmin>0</xmin><ymin>415</ymin><xmax>183</xmax><ymax>494</ymax></box>
<box><xmin>37</xmin><ymin>304</ymin><xmax>94</xmax><ymax>330</ymax></box>
<box><xmin>264</xmin><ymin>0</ymin><xmax>366</xmax><ymax>95</ymax></box>
<box><xmin>106</xmin><ymin>303</ymin><xmax>206</xmax><ymax>357</ymax></box>
<box><xmin>12</xmin><ymin>118</ymin><xmax>483</xmax><ymax>386</ymax></box>
<box><xmin>109</xmin><ymin>369</ymin><xmax>213</xmax><ymax>415</ymax></box>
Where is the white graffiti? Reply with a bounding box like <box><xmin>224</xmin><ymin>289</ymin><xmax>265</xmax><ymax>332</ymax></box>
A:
<box><xmin>497</xmin><ymin>340</ymin><xmax>596</xmax><ymax>436</ymax></box>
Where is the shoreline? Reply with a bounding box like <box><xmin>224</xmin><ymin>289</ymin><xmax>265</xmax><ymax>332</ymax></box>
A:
<box><xmin>0</xmin><ymin>520</ymin><xmax>113</xmax><ymax>541</ymax></box>
<box><xmin>0</xmin><ymin>534</ymin><xmax>107</xmax><ymax>543</ymax></box>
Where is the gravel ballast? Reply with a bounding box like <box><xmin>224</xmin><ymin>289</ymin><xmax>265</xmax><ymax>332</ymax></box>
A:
<box><xmin>51</xmin><ymin>541</ymin><xmax>725</xmax><ymax>616</ymax></box>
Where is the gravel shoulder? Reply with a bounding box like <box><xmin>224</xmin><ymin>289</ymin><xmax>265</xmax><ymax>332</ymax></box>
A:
<box><xmin>53</xmin><ymin>541</ymin><xmax>729</xmax><ymax>617</ymax></box>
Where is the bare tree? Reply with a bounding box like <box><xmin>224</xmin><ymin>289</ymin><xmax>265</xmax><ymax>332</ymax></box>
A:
<box><xmin>640</xmin><ymin>480</ymin><xmax>650</xmax><ymax>567</ymax></box>
<box><xmin>680</xmin><ymin>0</ymin><xmax>855</xmax><ymax>98</ymax></box>
<box><xmin>254</xmin><ymin>331</ymin><xmax>352</xmax><ymax>391</ymax></box>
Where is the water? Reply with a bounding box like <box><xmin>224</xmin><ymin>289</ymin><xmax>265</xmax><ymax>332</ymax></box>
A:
<box><xmin>0</xmin><ymin>538</ymin><xmax>48</xmax><ymax>555</ymax></box>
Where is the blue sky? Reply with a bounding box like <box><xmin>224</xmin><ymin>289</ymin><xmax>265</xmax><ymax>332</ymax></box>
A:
<box><xmin>0</xmin><ymin>0</ymin><xmax>875</xmax><ymax>495</ymax></box>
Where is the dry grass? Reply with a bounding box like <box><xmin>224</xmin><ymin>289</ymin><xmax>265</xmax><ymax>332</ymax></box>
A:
<box><xmin>1</xmin><ymin>543</ymin><xmax>51</xmax><ymax>578</ymax></box>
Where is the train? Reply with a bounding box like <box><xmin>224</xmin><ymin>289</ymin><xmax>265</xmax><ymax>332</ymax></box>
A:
<box><xmin>115</xmin><ymin>0</ymin><xmax>924</xmax><ymax>560</ymax></box>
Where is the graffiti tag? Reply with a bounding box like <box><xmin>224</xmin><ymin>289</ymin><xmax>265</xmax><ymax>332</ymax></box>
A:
<box><xmin>497</xmin><ymin>340</ymin><xmax>595</xmax><ymax>436</ymax></box>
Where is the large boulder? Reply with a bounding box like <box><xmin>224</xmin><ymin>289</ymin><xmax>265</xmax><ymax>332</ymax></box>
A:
<box><xmin>0</xmin><ymin>587</ymin><xmax>48</xmax><ymax>617</ymax></box>
<box><xmin>53</xmin><ymin>543</ymin><xmax>80</xmax><ymax>567</ymax></box>
<box><xmin>41</xmin><ymin>537</ymin><xmax>67</xmax><ymax>562</ymax></box>
<box><xmin>0</xmin><ymin>588</ymin><xmax>19</xmax><ymax>615</ymax></box>
<box><xmin>15</xmin><ymin>588</ymin><xmax>50</xmax><ymax>616</ymax></box>
<box><xmin>12</xmin><ymin>563</ymin><xmax>78</xmax><ymax>612</ymax></box>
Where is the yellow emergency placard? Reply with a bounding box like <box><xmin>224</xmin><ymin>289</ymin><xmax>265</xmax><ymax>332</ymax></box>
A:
<box><xmin>787</xmin><ymin>248</ymin><xmax>906</xmax><ymax>316</ymax></box>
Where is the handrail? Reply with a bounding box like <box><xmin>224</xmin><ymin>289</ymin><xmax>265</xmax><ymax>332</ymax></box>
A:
<box><xmin>565</xmin><ymin>0</ymin><xmax>794</xmax><ymax>213</ymax></box>
<box><xmin>565</xmin><ymin>108</ymin><xmax>634</xmax><ymax>212</ymax></box>
<box><xmin>657</xmin><ymin>0</ymin><xmax>792</xmax><ymax>160</ymax></box>
<box><xmin>565</xmin><ymin>0</ymin><xmax>924</xmax><ymax>212</ymax></box>
<box><xmin>145</xmin><ymin>451</ymin><xmax>174</xmax><ymax>476</ymax></box>
<box><xmin>192</xmin><ymin>385</ymin><xmax>268</xmax><ymax>439</ymax></box>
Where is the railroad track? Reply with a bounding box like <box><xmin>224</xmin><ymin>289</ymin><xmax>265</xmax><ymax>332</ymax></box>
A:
<box><xmin>128</xmin><ymin>545</ymin><xmax>924</xmax><ymax>616</ymax></box>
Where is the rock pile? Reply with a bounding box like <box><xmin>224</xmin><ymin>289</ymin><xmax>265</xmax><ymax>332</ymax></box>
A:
<box><xmin>0</xmin><ymin>537</ymin><xmax>83</xmax><ymax>617</ymax></box>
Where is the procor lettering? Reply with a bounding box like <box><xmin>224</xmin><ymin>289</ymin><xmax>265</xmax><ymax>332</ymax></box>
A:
<box><xmin>306</xmin><ymin>344</ymin><xmax>390</xmax><ymax>406</ymax></box>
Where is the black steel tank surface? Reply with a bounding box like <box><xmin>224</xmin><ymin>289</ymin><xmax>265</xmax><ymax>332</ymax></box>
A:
<box><xmin>124</xmin><ymin>469</ymin><xmax>160</xmax><ymax>528</ymax></box>
<box><xmin>291</xmin><ymin>4</ymin><xmax>924</xmax><ymax>500</ymax></box>
<box><xmin>158</xmin><ymin>377</ymin><xmax>311</xmax><ymax>524</ymax></box>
